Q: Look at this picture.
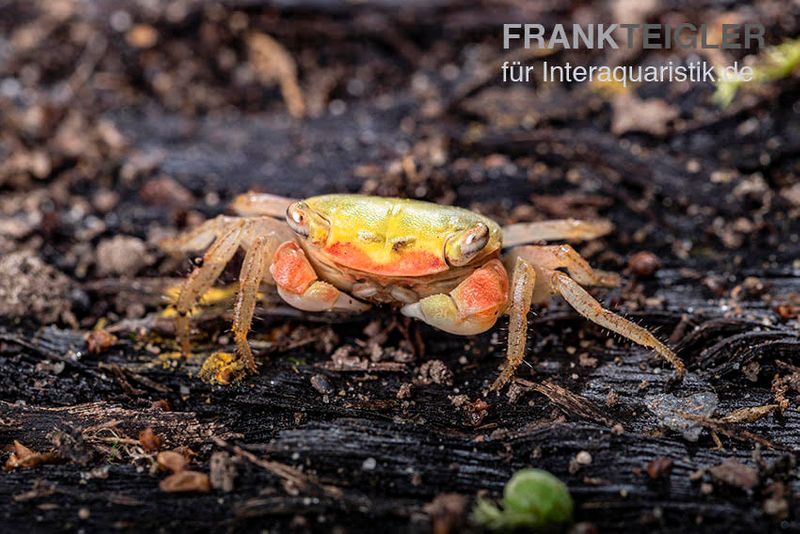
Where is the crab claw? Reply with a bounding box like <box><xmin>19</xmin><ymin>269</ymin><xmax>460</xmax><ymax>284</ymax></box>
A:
<box><xmin>271</xmin><ymin>241</ymin><xmax>370</xmax><ymax>313</ymax></box>
<box><xmin>401</xmin><ymin>259</ymin><xmax>509</xmax><ymax>336</ymax></box>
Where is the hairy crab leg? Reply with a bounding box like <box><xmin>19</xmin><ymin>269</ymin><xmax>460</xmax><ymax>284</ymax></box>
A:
<box><xmin>490</xmin><ymin>245</ymin><xmax>684</xmax><ymax>391</ymax></box>
<box><xmin>231</xmin><ymin>192</ymin><xmax>297</xmax><ymax>218</ymax></box>
<box><xmin>552</xmin><ymin>271</ymin><xmax>685</xmax><ymax>377</ymax></box>
<box><xmin>489</xmin><ymin>257</ymin><xmax>537</xmax><ymax>392</ymax></box>
<box><xmin>232</xmin><ymin>235</ymin><xmax>274</xmax><ymax>372</ymax></box>
<box><xmin>160</xmin><ymin>215</ymin><xmax>239</xmax><ymax>253</ymax></box>
<box><xmin>505</xmin><ymin>244</ymin><xmax>620</xmax><ymax>292</ymax></box>
<box><xmin>174</xmin><ymin>221</ymin><xmax>248</xmax><ymax>356</ymax></box>
<box><xmin>502</xmin><ymin>219</ymin><xmax>613</xmax><ymax>248</ymax></box>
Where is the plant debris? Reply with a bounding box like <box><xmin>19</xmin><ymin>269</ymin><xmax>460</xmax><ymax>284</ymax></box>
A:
<box><xmin>708</xmin><ymin>459</ymin><xmax>759</xmax><ymax>490</ymax></box>
<box><xmin>4</xmin><ymin>441</ymin><xmax>59</xmax><ymax>470</ymax></box>
<box><xmin>159</xmin><ymin>470</ymin><xmax>211</xmax><ymax>493</ymax></box>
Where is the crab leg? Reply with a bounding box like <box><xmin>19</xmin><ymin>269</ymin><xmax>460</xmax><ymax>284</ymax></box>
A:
<box><xmin>174</xmin><ymin>221</ymin><xmax>249</xmax><ymax>355</ymax></box>
<box><xmin>490</xmin><ymin>247</ymin><xmax>684</xmax><ymax>392</ymax></box>
<box><xmin>232</xmin><ymin>235</ymin><xmax>274</xmax><ymax>372</ymax></box>
<box><xmin>505</xmin><ymin>244</ymin><xmax>620</xmax><ymax>296</ymax></box>
<box><xmin>502</xmin><ymin>219</ymin><xmax>613</xmax><ymax>247</ymax></box>
<box><xmin>231</xmin><ymin>192</ymin><xmax>297</xmax><ymax>218</ymax></box>
<box><xmin>270</xmin><ymin>242</ymin><xmax>370</xmax><ymax>312</ymax></box>
<box><xmin>552</xmin><ymin>271</ymin><xmax>685</xmax><ymax>377</ymax></box>
<box><xmin>161</xmin><ymin>215</ymin><xmax>240</xmax><ymax>253</ymax></box>
<box><xmin>401</xmin><ymin>259</ymin><xmax>509</xmax><ymax>335</ymax></box>
<box><xmin>489</xmin><ymin>258</ymin><xmax>537</xmax><ymax>392</ymax></box>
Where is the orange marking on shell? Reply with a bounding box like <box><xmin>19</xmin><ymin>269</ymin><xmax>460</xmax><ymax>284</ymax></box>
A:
<box><xmin>270</xmin><ymin>242</ymin><xmax>317</xmax><ymax>294</ymax></box>
<box><xmin>453</xmin><ymin>259</ymin><xmax>509</xmax><ymax>318</ymax></box>
<box><xmin>323</xmin><ymin>241</ymin><xmax>447</xmax><ymax>276</ymax></box>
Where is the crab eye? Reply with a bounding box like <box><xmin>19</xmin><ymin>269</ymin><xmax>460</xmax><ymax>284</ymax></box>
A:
<box><xmin>286</xmin><ymin>202</ymin><xmax>310</xmax><ymax>237</ymax></box>
<box><xmin>461</xmin><ymin>223</ymin><xmax>489</xmax><ymax>255</ymax></box>
<box><xmin>446</xmin><ymin>222</ymin><xmax>490</xmax><ymax>266</ymax></box>
<box><xmin>286</xmin><ymin>201</ymin><xmax>329</xmax><ymax>244</ymax></box>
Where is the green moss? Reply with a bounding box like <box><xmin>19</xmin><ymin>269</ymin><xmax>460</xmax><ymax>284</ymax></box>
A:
<box><xmin>473</xmin><ymin>469</ymin><xmax>573</xmax><ymax>531</ymax></box>
<box><xmin>715</xmin><ymin>38</ymin><xmax>800</xmax><ymax>107</ymax></box>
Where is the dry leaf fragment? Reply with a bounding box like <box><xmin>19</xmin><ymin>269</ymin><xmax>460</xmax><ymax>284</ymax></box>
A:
<box><xmin>209</xmin><ymin>451</ymin><xmax>237</xmax><ymax>492</ymax></box>
<box><xmin>4</xmin><ymin>440</ymin><xmax>58</xmax><ymax>470</ymax></box>
<box><xmin>425</xmin><ymin>493</ymin><xmax>468</xmax><ymax>534</ymax></box>
<box><xmin>772</xmin><ymin>374</ymin><xmax>791</xmax><ymax>413</ymax></box>
<box><xmin>720</xmin><ymin>405</ymin><xmax>778</xmax><ymax>424</ymax></box>
<box><xmin>157</xmin><ymin>450</ymin><xmax>187</xmax><ymax>473</ymax></box>
<box><xmin>708</xmin><ymin>459</ymin><xmax>758</xmax><ymax>490</ymax></box>
<box><xmin>159</xmin><ymin>470</ymin><xmax>211</xmax><ymax>493</ymax></box>
<box><xmin>248</xmin><ymin>32</ymin><xmax>306</xmax><ymax>118</ymax></box>
<box><xmin>611</xmin><ymin>93</ymin><xmax>679</xmax><ymax>137</ymax></box>
<box><xmin>85</xmin><ymin>329</ymin><xmax>118</xmax><ymax>354</ymax></box>
<box><xmin>138</xmin><ymin>427</ymin><xmax>163</xmax><ymax>452</ymax></box>
<box><xmin>646</xmin><ymin>457</ymin><xmax>674</xmax><ymax>480</ymax></box>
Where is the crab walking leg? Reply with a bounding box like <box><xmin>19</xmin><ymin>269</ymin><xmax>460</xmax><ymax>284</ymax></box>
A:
<box><xmin>174</xmin><ymin>222</ymin><xmax>248</xmax><ymax>355</ymax></box>
<box><xmin>160</xmin><ymin>215</ymin><xmax>240</xmax><ymax>253</ymax></box>
<box><xmin>489</xmin><ymin>258</ymin><xmax>537</xmax><ymax>392</ymax></box>
<box><xmin>401</xmin><ymin>259</ymin><xmax>509</xmax><ymax>335</ymax></box>
<box><xmin>231</xmin><ymin>192</ymin><xmax>297</xmax><ymax>218</ymax></box>
<box><xmin>552</xmin><ymin>271</ymin><xmax>686</xmax><ymax>377</ymax></box>
<box><xmin>506</xmin><ymin>244</ymin><xmax>620</xmax><ymax>293</ymax></box>
<box><xmin>502</xmin><ymin>219</ymin><xmax>614</xmax><ymax>247</ymax></box>
<box><xmin>270</xmin><ymin>242</ymin><xmax>370</xmax><ymax>312</ymax></box>
<box><xmin>232</xmin><ymin>235</ymin><xmax>273</xmax><ymax>372</ymax></box>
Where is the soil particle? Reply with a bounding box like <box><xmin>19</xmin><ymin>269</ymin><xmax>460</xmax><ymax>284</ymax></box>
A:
<box><xmin>628</xmin><ymin>251</ymin><xmax>661</xmax><ymax>278</ymax></box>
<box><xmin>396</xmin><ymin>383</ymin><xmax>413</xmax><ymax>400</ymax></box>
<box><xmin>417</xmin><ymin>360</ymin><xmax>454</xmax><ymax>386</ymax></box>
<box><xmin>140</xmin><ymin>176</ymin><xmax>194</xmax><ymax>209</ymax></box>
<box><xmin>95</xmin><ymin>236</ymin><xmax>152</xmax><ymax>276</ymax></box>
<box><xmin>310</xmin><ymin>374</ymin><xmax>335</xmax><ymax>396</ymax></box>
<box><xmin>424</xmin><ymin>493</ymin><xmax>468</xmax><ymax>534</ymax></box>
<box><xmin>646</xmin><ymin>457</ymin><xmax>674</xmax><ymax>480</ymax></box>
<box><xmin>0</xmin><ymin>252</ymin><xmax>72</xmax><ymax>323</ymax></box>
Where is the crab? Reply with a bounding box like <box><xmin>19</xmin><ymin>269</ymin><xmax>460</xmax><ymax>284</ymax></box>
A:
<box><xmin>161</xmin><ymin>193</ymin><xmax>685</xmax><ymax>391</ymax></box>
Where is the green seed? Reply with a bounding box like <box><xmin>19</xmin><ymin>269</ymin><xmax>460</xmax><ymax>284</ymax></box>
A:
<box><xmin>473</xmin><ymin>468</ymin><xmax>573</xmax><ymax>531</ymax></box>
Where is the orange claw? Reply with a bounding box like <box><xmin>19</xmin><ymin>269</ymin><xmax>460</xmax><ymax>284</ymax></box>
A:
<box><xmin>451</xmin><ymin>259</ymin><xmax>509</xmax><ymax>320</ymax></box>
<box><xmin>271</xmin><ymin>241</ymin><xmax>370</xmax><ymax>313</ymax></box>
<box><xmin>269</xmin><ymin>241</ymin><xmax>317</xmax><ymax>295</ymax></box>
<box><xmin>401</xmin><ymin>259</ymin><xmax>509</xmax><ymax>335</ymax></box>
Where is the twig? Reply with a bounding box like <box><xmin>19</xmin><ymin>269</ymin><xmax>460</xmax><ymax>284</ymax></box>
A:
<box><xmin>515</xmin><ymin>379</ymin><xmax>619</xmax><ymax>427</ymax></box>
<box><xmin>316</xmin><ymin>361</ymin><xmax>408</xmax><ymax>373</ymax></box>
<box><xmin>213</xmin><ymin>438</ymin><xmax>342</xmax><ymax>499</ymax></box>
<box><xmin>675</xmin><ymin>411</ymin><xmax>780</xmax><ymax>450</ymax></box>
<box><xmin>98</xmin><ymin>362</ymin><xmax>171</xmax><ymax>394</ymax></box>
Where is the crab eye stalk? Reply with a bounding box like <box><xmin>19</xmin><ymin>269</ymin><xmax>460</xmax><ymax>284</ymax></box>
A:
<box><xmin>445</xmin><ymin>222</ymin><xmax>490</xmax><ymax>266</ymax></box>
<box><xmin>286</xmin><ymin>201</ymin><xmax>329</xmax><ymax>244</ymax></box>
<box><xmin>286</xmin><ymin>202</ymin><xmax>310</xmax><ymax>237</ymax></box>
